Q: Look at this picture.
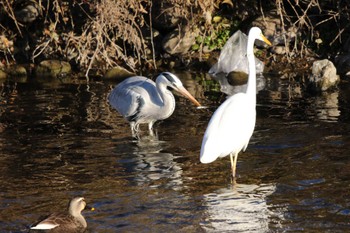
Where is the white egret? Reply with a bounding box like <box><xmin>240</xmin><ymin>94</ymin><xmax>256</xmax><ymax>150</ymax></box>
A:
<box><xmin>108</xmin><ymin>72</ymin><xmax>201</xmax><ymax>138</ymax></box>
<box><xmin>200</xmin><ymin>27</ymin><xmax>271</xmax><ymax>178</ymax></box>
<box><xmin>30</xmin><ymin>197</ymin><xmax>90</xmax><ymax>231</ymax></box>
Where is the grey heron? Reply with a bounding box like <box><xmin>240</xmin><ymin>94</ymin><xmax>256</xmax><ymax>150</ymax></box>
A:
<box><xmin>108</xmin><ymin>72</ymin><xmax>201</xmax><ymax>138</ymax></box>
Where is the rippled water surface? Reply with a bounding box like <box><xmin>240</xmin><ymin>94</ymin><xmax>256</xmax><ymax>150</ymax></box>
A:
<box><xmin>1</xmin><ymin>72</ymin><xmax>350</xmax><ymax>232</ymax></box>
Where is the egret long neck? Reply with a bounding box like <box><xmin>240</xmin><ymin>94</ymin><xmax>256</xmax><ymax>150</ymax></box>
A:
<box><xmin>246</xmin><ymin>33</ymin><xmax>257</xmax><ymax>103</ymax></box>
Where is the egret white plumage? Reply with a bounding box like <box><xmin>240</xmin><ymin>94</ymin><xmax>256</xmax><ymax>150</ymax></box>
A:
<box><xmin>108</xmin><ymin>72</ymin><xmax>201</xmax><ymax>138</ymax></box>
<box><xmin>200</xmin><ymin>27</ymin><xmax>271</xmax><ymax>178</ymax></box>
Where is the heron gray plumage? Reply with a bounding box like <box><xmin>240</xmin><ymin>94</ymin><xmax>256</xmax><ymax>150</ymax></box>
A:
<box><xmin>108</xmin><ymin>72</ymin><xmax>201</xmax><ymax>138</ymax></box>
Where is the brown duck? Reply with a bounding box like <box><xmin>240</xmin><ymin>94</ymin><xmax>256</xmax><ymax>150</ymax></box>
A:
<box><xmin>30</xmin><ymin>197</ymin><xmax>89</xmax><ymax>233</ymax></box>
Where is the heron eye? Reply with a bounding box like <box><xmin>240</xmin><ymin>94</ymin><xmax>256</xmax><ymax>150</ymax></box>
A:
<box><xmin>167</xmin><ymin>86</ymin><xmax>174</xmax><ymax>91</ymax></box>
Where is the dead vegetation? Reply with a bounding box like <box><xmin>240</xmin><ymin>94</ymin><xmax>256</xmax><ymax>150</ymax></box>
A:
<box><xmin>275</xmin><ymin>0</ymin><xmax>350</xmax><ymax>59</ymax></box>
<box><xmin>0</xmin><ymin>0</ymin><xmax>349</xmax><ymax>75</ymax></box>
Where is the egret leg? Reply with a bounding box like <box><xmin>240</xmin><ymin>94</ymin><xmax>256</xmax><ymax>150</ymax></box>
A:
<box><xmin>230</xmin><ymin>152</ymin><xmax>238</xmax><ymax>178</ymax></box>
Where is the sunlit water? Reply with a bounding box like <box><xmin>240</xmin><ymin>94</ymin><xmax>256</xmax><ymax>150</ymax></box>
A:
<box><xmin>1</xmin><ymin>73</ymin><xmax>350</xmax><ymax>232</ymax></box>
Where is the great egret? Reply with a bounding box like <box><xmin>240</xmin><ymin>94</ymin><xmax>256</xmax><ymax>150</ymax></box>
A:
<box><xmin>200</xmin><ymin>27</ymin><xmax>271</xmax><ymax>178</ymax></box>
<box><xmin>30</xmin><ymin>197</ymin><xmax>89</xmax><ymax>231</ymax></box>
<box><xmin>108</xmin><ymin>72</ymin><xmax>201</xmax><ymax>138</ymax></box>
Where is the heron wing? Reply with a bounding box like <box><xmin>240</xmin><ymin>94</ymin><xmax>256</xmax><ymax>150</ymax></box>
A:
<box><xmin>108</xmin><ymin>76</ymin><xmax>161</xmax><ymax>121</ymax></box>
<box><xmin>200</xmin><ymin>93</ymin><xmax>256</xmax><ymax>163</ymax></box>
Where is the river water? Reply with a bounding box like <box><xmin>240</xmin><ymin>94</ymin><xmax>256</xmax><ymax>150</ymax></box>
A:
<box><xmin>1</xmin><ymin>71</ymin><xmax>350</xmax><ymax>232</ymax></box>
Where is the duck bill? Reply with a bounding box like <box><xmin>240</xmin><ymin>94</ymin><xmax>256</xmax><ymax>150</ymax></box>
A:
<box><xmin>85</xmin><ymin>205</ymin><xmax>95</xmax><ymax>211</ymax></box>
<box><xmin>176</xmin><ymin>86</ymin><xmax>201</xmax><ymax>107</ymax></box>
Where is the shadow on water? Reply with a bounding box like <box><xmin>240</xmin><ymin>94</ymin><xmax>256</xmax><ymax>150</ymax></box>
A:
<box><xmin>1</xmin><ymin>72</ymin><xmax>350</xmax><ymax>232</ymax></box>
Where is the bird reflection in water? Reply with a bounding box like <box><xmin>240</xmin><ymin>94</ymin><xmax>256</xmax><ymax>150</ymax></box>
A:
<box><xmin>132</xmin><ymin>137</ymin><xmax>184</xmax><ymax>190</ymax></box>
<box><xmin>201</xmin><ymin>183</ymin><xmax>283</xmax><ymax>232</ymax></box>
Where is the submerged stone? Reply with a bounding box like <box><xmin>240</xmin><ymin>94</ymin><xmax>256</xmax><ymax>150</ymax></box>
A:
<box><xmin>6</xmin><ymin>65</ymin><xmax>27</xmax><ymax>77</ymax></box>
<box><xmin>35</xmin><ymin>60</ymin><xmax>71</xmax><ymax>78</ymax></box>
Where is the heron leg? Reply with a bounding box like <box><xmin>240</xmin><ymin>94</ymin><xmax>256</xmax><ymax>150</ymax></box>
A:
<box><xmin>230</xmin><ymin>152</ymin><xmax>238</xmax><ymax>179</ymax></box>
<box><xmin>130</xmin><ymin>122</ymin><xmax>140</xmax><ymax>139</ymax></box>
<box><xmin>148</xmin><ymin>121</ymin><xmax>155</xmax><ymax>137</ymax></box>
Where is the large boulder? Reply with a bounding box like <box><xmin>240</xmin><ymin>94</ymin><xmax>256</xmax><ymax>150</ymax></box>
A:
<box><xmin>309</xmin><ymin>59</ymin><xmax>339</xmax><ymax>91</ymax></box>
<box><xmin>162</xmin><ymin>24</ymin><xmax>199</xmax><ymax>55</ymax></box>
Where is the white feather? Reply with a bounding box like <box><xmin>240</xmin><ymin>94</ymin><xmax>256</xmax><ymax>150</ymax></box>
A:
<box><xmin>30</xmin><ymin>222</ymin><xmax>59</xmax><ymax>229</ymax></box>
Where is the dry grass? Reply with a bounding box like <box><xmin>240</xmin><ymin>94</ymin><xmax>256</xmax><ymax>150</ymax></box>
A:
<box><xmin>275</xmin><ymin>0</ymin><xmax>350</xmax><ymax>59</ymax></box>
<box><xmin>0</xmin><ymin>0</ymin><xmax>349</xmax><ymax>74</ymax></box>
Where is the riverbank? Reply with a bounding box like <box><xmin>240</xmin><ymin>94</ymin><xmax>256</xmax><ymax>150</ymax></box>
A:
<box><xmin>1</xmin><ymin>1</ymin><xmax>350</xmax><ymax>80</ymax></box>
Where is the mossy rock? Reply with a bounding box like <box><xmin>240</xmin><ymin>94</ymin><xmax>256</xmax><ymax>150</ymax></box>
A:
<box><xmin>5</xmin><ymin>65</ymin><xmax>28</xmax><ymax>82</ymax></box>
<box><xmin>104</xmin><ymin>66</ymin><xmax>135</xmax><ymax>80</ymax></box>
<box><xmin>35</xmin><ymin>60</ymin><xmax>71</xmax><ymax>78</ymax></box>
<box><xmin>226</xmin><ymin>71</ymin><xmax>248</xmax><ymax>86</ymax></box>
<box><xmin>6</xmin><ymin>65</ymin><xmax>27</xmax><ymax>77</ymax></box>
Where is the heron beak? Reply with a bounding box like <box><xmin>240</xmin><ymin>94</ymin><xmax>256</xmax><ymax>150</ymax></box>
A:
<box><xmin>176</xmin><ymin>86</ymin><xmax>201</xmax><ymax>107</ymax></box>
<box><xmin>261</xmin><ymin>34</ymin><xmax>272</xmax><ymax>46</ymax></box>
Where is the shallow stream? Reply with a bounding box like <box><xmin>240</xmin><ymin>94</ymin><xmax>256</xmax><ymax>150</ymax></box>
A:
<box><xmin>1</xmin><ymin>71</ymin><xmax>350</xmax><ymax>232</ymax></box>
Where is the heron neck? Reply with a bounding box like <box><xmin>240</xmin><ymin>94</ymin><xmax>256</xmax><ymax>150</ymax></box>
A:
<box><xmin>156</xmin><ymin>81</ymin><xmax>176</xmax><ymax>119</ymax></box>
<box><xmin>246</xmin><ymin>33</ymin><xmax>257</xmax><ymax>104</ymax></box>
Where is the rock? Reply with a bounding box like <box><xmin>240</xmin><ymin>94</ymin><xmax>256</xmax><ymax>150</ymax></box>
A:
<box><xmin>309</xmin><ymin>59</ymin><xmax>339</xmax><ymax>91</ymax></box>
<box><xmin>272</xmin><ymin>45</ymin><xmax>288</xmax><ymax>55</ymax></box>
<box><xmin>226</xmin><ymin>71</ymin><xmax>248</xmax><ymax>86</ymax></box>
<box><xmin>15</xmin><ymin>1</ymin><xmax>39</xmax><ymax>24</ymax></box>
<box><xmin>6</xmin><ymin>65</ymin><xmax>28</xmax><ymax>82</ymax></box>
<box><xmin>104</xmin><ymin>66</ymin><xmax>135</xmax><ymax>80</ymax></box>
<box><xmin>162</xmin><ymin>25</ymin><xmax>200</xmax><ymax>55</ymax></box>
<box><xmin>6</xmin><ymin>65</ymin><xmax>27</xmax><ymax>77</ymax></box>
<box><xmin>0</xmin><ymin>69</ymin><xmax>6</xmax><ymax>79</ymax></box>
<box><xmin>35</xmin><ymin>60</ymin><xmax>71</xmax><ymax>78</ymax></box>
<box><xmin>213</xmin><ymin>72</ymin><xmax>266</xmax><ymax>96</ymax></box>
